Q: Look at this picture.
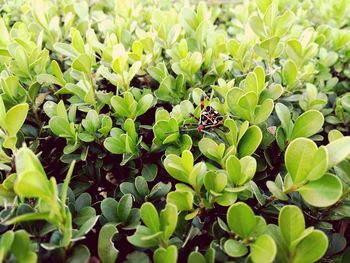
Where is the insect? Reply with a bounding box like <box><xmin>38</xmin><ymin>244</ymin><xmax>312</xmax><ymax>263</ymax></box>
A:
<box><xmin>185</xmin><ymin>94</ymin><xmax>224</xmax><ymax>132</ymax></box>
<box><xmin>177</xmin><ymin>94</ymin><xmax>227</xmax><ymax>144</ymax></box>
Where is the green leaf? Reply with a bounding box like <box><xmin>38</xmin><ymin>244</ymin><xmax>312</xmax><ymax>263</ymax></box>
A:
<box><xmin>250</xmin><ymin>234</ymin><xmax>276</xmax><ymax>263</ymax></box>
<box><xmin>265</xmin><ymin>225</ymin><xmax>289</xmax><ymax>262</ymax></box>
<box><xmin>199</xmin><ymin>138</ymin><xmax>225</xmax><ymax>163</ymax></box>
<box><xmin>307</xmin><ymin>146</ymin><xmax>328</xmax><ymax>181</ymax></box>
<box><xmin>250</xmin><ymin>181</ymin><xmax>266</xmax><ymax>205</ymax></box>
<box><xmin>275</xmin><ymin>11</ymin><xmax>295</xmax><ymax>37</ymax></box>
<box><xmin>112</xmin><ymin>56</ymin><xmax>127</xmax><ymax>74</ymax></box>
<box><xmin>135</xmin><ymin>176</ymin><xmax>150</xmax><ymax>197</ymax></box>
<box><xmin>159</xmin><ymin>203</ymin><xmax>178</xmax><ymax>241</ymax></box>
<box><xmin>266</xmin><ymin>181</ymin><xmax>288</xmax><ymax>201</ymax></box>
<box><xmin>226</xmin><ymin>155</ymin><xmax>241</xmax><ymax>185</ymax></box>
<box><xmin>238</xmin><ymin>125</ymin><xmax>262</xmax><ymax>157</ymax></box>
<box><xmin>249</xmin><ymin>15</ymin><xmax>266</xmax><ymax>38</ymax></box>
<box><xmin>167</xmin><ymin>24</ymin><xmax>181</xmax><ymax>45</ymax></box>
<box><xmin>328</xmin><ymin>130</ymin><xmax>344</xmax><ymax>142</ymax></box>
<box><xmin>136</xmin><ymin>94</ymin><xmax>154</xmax><ymax>117</ymax></box>
<box><xmin>164</xmin><ymin>154</ymin><xmax>189</xmax><ymax>183</ymax></box>
<box><xmin>82</xmin><ymin>110</ymin><xmax>99</xmax><ymax>133</ymax></box>
<box><xmin>140</xmin><ymin>202</ymin><xmax>160</xmax><ymax>233</ymax></box>
<box><xmin>227</xmin><ymin>202</ymin><xmax>257</xmax><ymax>238</ymax></box>
<box><xmin>49</xmin><ymin>116</ymin><xmax>75</xmax><ymax>138</ymax></box>
<box><xmin>117</xmin><ymin>194</ymin><xmax>133</xmax><ymax>222</ymax></box>
<box><xmin>275</xmin><ymin>103</ymin><xmax>292</xmax><ymax>134</ymax></box>
<box><xmin>189</xmin><ymin>52</ymin><xmax>202</xmax><ymax>74</ymax></box>
<box><xmin>127</xmin><ymin>61</ymin><xmax>142</xmax><ymax>84</ymax></box>
<box><xmin>124</xmin><ymin>251</ymin><xmax>149</xmax><ymax>263</ymax></box>
<box><xmin>15</xmin><ymin>147</ymin><xmax>46</xmax><ymax>178</ymax></box>
<box><xmin>74</xmin><ymin>216</ymin><xmax>99</xmax><ymax>239</ymax></box>
<box><xmin>37</xmin><ymin>73</ymin><xmax>65</xmax><ymax>87</ymax></box>
<box><xmin>188</xmin><ymin>251</ymin><xmax>206</xmax><ymax>263</ymax></box>
<box><xmin>215</xmin><ymin>192</ymin><xmax>237</xmax><ymax>206</ymax></box>
<box><xmin>204</xmin><ymin>171</ymin><xmax>227</xmax><ymax>193</ymax></box>
<box><xmin>0</xmin><ymin>96</ymin><xmax>6</xmax><ymax>127</ymax></box>
<box><xmin>67</xmin><ymin>244</ymin><xmax>90</xmax><ymax>263</ymax></box>
<box><xmin>70</xmin><ymin>28</ymin><xmax>85</xmax><ymax>54</ymax></box>
<box><xmin>244</xmin><ymin>73</ymin><xmax>258</xmax><ymax>93</ymax></box>
<box><xmin>224</xmin><ymin>239</ymin><xmax>248</xmax><ymax>257</ymax></box>
<box><xmin>254</xmin><ymin>99</ymin><xmax>274</xmax><ymax>124</ymax></box>
<box><xmin>142</xmin><ymin>164</ymin><xmax>158</xmax><ymax>181</ymax></box>
<box><xmin>239</xmin><ymin>156</ymin><xmax>257</xmax><ymax>184</ymax></box>
<box><xmin>101</xmin><ymin>198</ymin><xmax>119</xmax><ymax>222</ymax></box>
<box><xmin>72</xmin><ymin>54</ymin><xmax>91</xmax><ymax>73</ymax></box>
<box><xmin>5</xmin><ymin>212</ymin><xmax>51</xmax><ymax>225</ymax></box>
<box><xmin>14</xmin><ymin>149</ymin><xmax>50</xmax><ymax>199</ymax></box>
<box><xmin>104</xmin><ymin>137</ymin><xmax>126</xmax><ymax>154</ymax></box>
<box><xmin>14</xmin><ymin>46</ymin><xmax>29</xmax><ymax>75</ymax></box>
<box><xmin>285</xmin><ymin>138</ymin><xmax>318</xmax><ymax>183</ymax></box>
<box><xmin>299</xmin><ymin>173</ymin><xmax>342</xmax><ymax>207</ymax></box>
<box><xmin>342</xmin><ymin>94</ymin><xmax>350</xmax><ymax>112</ymax></box>
<box><xmin>166</xmin><ymin>191</ymin><xmax>193</xmax><ymax>211</ymax></box>
<box><xmin>60</xmin><ymin>160</ymin><xmax>76</xmax><ymax>207</ymax></box>
<box><xmin>292</xmin><ymin>230</ymin><xmax>328</xmax><ymax>263</ymax></box>
<box><xmin>154</xmin><ymin>245</ymin><xmax>177</xmax><ymax>263</ymax></box>
<box><xmin>124</xmin><ymin>121</ymin><xmax>137</xmax><ymax>143</ymax></box>
<box><xmin>98</xmin><ymin>224</ymin><xmax>119</xmax><ymax>263</ymax></box>
<box><xmin>326</xmin><ymin>137</ymin><xmax>350</xmax><ymax>168</ymax></box>
<box><xmin>290</xmin><ymin>110</ymin><xmax>324</xmax><ymax>140</ymax></box>
<box><xmin>286</xmin><ymin>39</ymin><xmax>302</xmax><ymax>65</ymax></box>
<box><xmin>127</xmin><ymin>226</ymin><xmax>159</xmax><ymax>248</ymax></box>
<box><xmin>54</xmin><ymin>43</ymin><xmax>80</xmax><ymax>58</ymax></box>
<box><xmin>111</xmin><ymin>93</ymin><xmax>136</xmax><ymax>118</ymax></box>
<box><xmin>238</xmin><ymin>91</ymin><xmax>258</xmax><ymax>113</ymax></box>
<box><xmin>74</xmin><ymin>207</ymin><xmax>96</xmax><ymax>226</ymax></box>
<box><xmin>283</xmin><ymin>60</ymin><xmax>297</xmax><ymax>86</ymax></box>
<box><xmin>51</xmin><ymin>60</ymin><xmax>65</xmax><ymax>83</ymax></box>
<box><xmin>4</xmin><ymin>103</ymin><xmax>28</xmax><ymax>136</ymax></box>
<box><xmin>153</xmin><ymin>119</ymin><xmax>180</xmax><ymax>145</ymax></box>
<box><xmin>0</xmin><ymin>230</ymin><xmax>14</xmax><ymax>254</ymax></box>
<box><xmin>11</xmin><ymin>230</ymin><xmax>37</xmax><ymax>263</ymax></box>
<box><xmin>181</xmin><ymin>150</ymin><xmax>194</xmax><ymax>173</ymax></box>
<box><xmin>278</xmin><ymin>205</ymin><xmax>305</xmax><ymax>247</ymax></box>
<box><xmin>256</xmin><ymin>0</ymin><xmax>272</xmax><ymax>13</ymax></box>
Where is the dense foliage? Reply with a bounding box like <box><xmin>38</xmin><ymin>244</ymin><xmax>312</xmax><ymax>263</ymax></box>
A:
<box><xmin>0</xmin><ymin>0</ymin><xmax>350</xmax><ymax>262</ymax></box>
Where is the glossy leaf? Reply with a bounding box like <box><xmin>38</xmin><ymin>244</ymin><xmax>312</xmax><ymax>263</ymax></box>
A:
<box><xmin>227</xmin><ymin>202</ymin><xmax>257</xmax><ymax>238</ymax></box>
<box><xmin>4</xmin><ymin>103</ymin><xmax>29</xmax><ymax>136</ymax></box>
<box><xmin>250</xmin><ymin>234</ymin><xmax>276</xmax><ymax>263</ymax></box>
<box><xmin>290</xmin><ymin>110</ymin><xmax>324</xmax><ymax>140</ymax></box>
<box><xmin>285</xmin><ymin>138</ymin><xmax>318</xmax><ymax>183</ymax></box>
<box><xmin>224</xmin><ymin>239</ymin><xmax>248</xmax><ymax>257</ymax></box>
<box><xmin>140</xmin><ymin>202</ymin><xmax>160</xmax><ymax>233</ymax></box>
<box><xmin>238</xmin><ymin>126</ymin><xmax>262</xmax><ymax>157</ymax></box>
<box><xmin>326</xmin><ymin>137</ymin><xmax>350</xmax><ymax>168</ymax></box>
<box><xmin>98</xmin><ymin>224</ymin><xmax>119</xmax><ymax>263</ymax></box>
<box><xmin>153</xmin><ymin>245</ymin><xmax>177</xmax><ymax>263</ymax></box>
<box><xmin>166</xmin><ymin>191</ymin><xmax>193</xmax><ymax>211</ymax></box>
<box><xmin>292</xmin><ymin>230</ymin><xmax>328</xmax><ymax>263</ymax></box>
<box><xmin>299</xmin><ymin>173</ymin><xmax>342</xmax><ymax>207</ymax></box>
<box><xmin>279</xmin><ymin>205</ymin><xmax>305</xmax><ymax>247</ymax></box>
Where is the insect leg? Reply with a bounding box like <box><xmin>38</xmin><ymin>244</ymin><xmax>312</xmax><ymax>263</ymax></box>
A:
<box><xmin>165</xmin><ymin>130</ymin><xmax>180</xmax><ymax>135</ymax></box>
<box><xmin>189</xmin><ymin>112</ymin><xmax>200</xmax><ymax>121</ymax></box>
<box><xmin>202</xmin><ymin>129</ymin><xmax>228</xmax><ymax>146</ymax></box>
<box><xmin>184</xmin><ymin>122</ymin><xmax>198</xmax><ymax>127</ymax></box>
<box><xmin>165</xmin><ymin>126</ymin><xmax>199</xmax><ymax>134</ymax></box>
<box><xmin>180</xmin><ymin>128</ymin><xmax>198</xmax><ymax>132</ymax></box>
<box><xmin>200</xmin><ymin>94</ymin><xmax>209</xmax><ymax>110</ymax></box>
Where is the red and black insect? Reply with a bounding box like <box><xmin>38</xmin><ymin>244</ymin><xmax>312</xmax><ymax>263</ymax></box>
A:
<box><xmin>186</xmin><ymin>95</ymin><xmax>224</xmax><ymax>132</ymax></box>
<box><xmin>166</xmin><ymin>95</ymin><xmax>226</xmax><ymax>144</ymax></box>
